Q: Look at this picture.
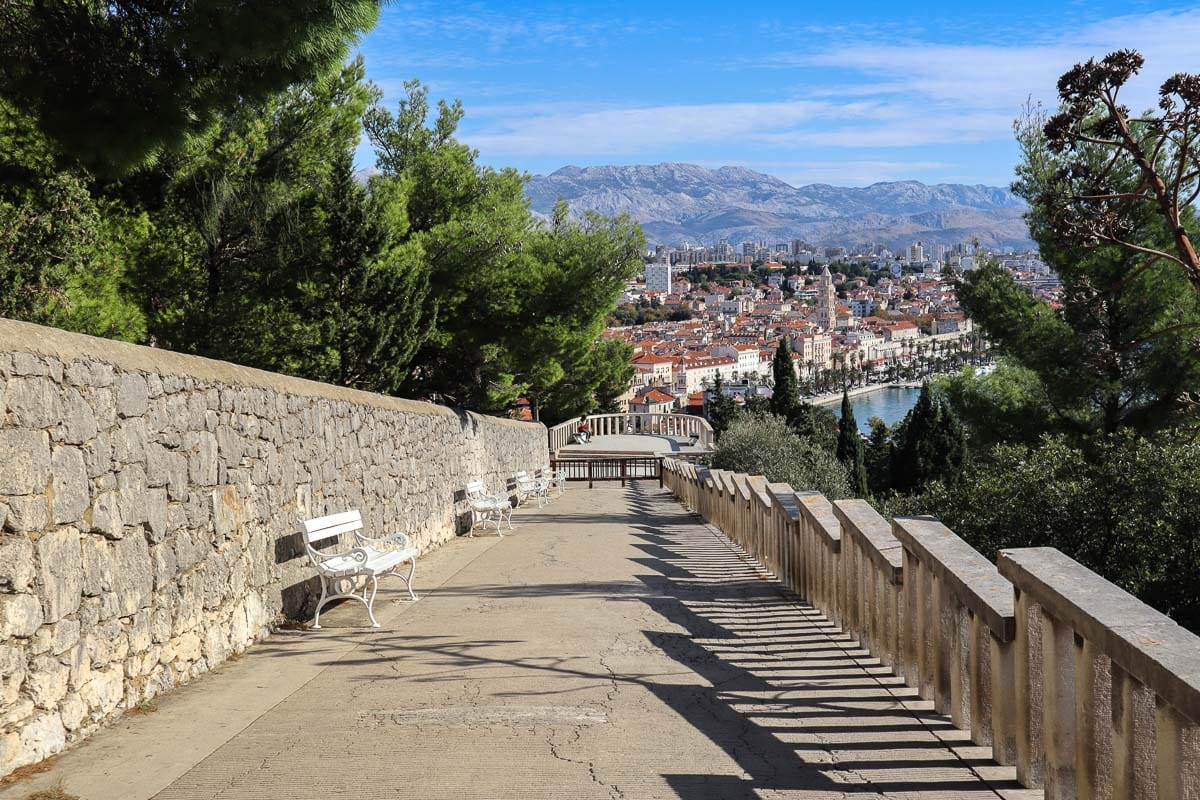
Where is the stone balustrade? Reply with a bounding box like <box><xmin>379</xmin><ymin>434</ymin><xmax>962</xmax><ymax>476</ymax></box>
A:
<box><xmin>999</xmin><ymin>548</ymin><xmax>1200</xmax><ymax>800</ymax></box>
<box><xmin>661</xmin><ymin>457</ymin><xmax>1200</xmax><ymax>799</ymax></box>
<box><xmin>547</xmin><ymin>413</ymin><xmax>713</xmax><ymax>453</ymax></box>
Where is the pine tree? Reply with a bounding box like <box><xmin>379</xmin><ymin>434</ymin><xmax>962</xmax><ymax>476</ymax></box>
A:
<box><xmin>1</xmin><ymin>1</ymin><xmax>382</xmax><ymax>174</ymax></box>
<box><xmin>836</xmin><ymin>392</ymin><xmax>870</xmax><ymax>497</ymax></box>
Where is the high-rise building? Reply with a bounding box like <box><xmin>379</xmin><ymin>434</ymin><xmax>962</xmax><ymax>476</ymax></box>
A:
<box><xmin>715</xmin><ymin>239</ymin><xmax>731</xmax><ymax>262</ymax></box>
<box><xmin>645</xmin><ymin>262</ymin><xmax>672</xmax><ymax>294</ymax></box>
<box><xmin>908</xmin><ymin>241</ymin><xmax>925</xmax><ymax>263</ymax></box>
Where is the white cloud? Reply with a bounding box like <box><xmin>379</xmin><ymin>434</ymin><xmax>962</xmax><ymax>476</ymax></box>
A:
<box><xmin>438</xmin><ymin>7</ymin><xmax>1200</xmax><ymax>178</ymax></box>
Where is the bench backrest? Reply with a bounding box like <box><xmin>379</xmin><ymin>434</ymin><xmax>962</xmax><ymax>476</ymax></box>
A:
<box><xmin>302</xmin><ymin>510</ymin><xmax>363</xmax><ymax>543</ymax></box>
<box><xmin>465</xmin><ymin>480</ymin><xmax>488</xmax><ymax>498</ymax></box>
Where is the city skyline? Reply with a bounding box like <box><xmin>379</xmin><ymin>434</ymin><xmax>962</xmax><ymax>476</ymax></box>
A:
<box><xmin>358</xmin><ymin>1</ymin><xmax>1200</xmax><ymax>187</ymax></box>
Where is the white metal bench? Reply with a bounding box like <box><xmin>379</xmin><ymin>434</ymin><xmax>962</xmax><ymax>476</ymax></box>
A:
<box><xmin>465</xmin><ymin>480</ymin><xmax>512</xmax><ymax>535</ymax></box>
<box><xmin>538</xmin><ymin>465</ymin><xmax>567</xmax><ymax>497</ymax></box>
<box><xmin>302</xmin><ymin>510</ymin><xmax>418</xmax><ymax>628</ymax></box>
<box><xmin>514</xmin><ymin>470</ymin><xmax>551</xmax><ymax>507</ymax></box>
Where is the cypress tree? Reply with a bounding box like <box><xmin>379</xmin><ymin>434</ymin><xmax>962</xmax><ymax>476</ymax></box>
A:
<box><xmin>836</xmin><ymin>392</ymin><xmax>870</xmax><ymax>497</ymax></box>
<box><xmin>707</xmin><ymin>372</ymin><xmax>740</xmax><ymax>438</ymax></box>
<box><xmin>891</xmin><ymin>383</ymin><xmax>967</xmax><ymax>494</ymax></box>
<box><xmin>771</xmin><ymin>338</ymin><xmax>800</xmax><ymax>419</ymax></box>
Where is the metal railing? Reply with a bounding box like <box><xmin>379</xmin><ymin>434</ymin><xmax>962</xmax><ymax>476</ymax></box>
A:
<box><xmin>548</xmin><ymin>413</ymin><xmax>713</xmax><ymax>454</ymax></box>
<box><xmin>550</xmin><ymin>456</ymin><xmax>663</xmax><ymax>488</ymax></box>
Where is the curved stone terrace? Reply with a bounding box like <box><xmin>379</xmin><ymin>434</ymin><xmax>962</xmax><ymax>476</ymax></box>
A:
<box><xmin>1</xmin><ymin>483</ymin><xmax>1041</xmax><ymax>800</ymax></box>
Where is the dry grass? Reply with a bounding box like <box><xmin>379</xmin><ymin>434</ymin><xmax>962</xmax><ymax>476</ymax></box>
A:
<box><xmin>0</xmin><ymin>757</ymin><xmax>56</xmax><ymax>786</ymax></box>
<box><xmin>129</xmin><ymin>698</ymin><xmax>159</xmax><ymax>715</ymax></box>
<box><xmin>23</xmin><ymin>782</ymin><xmax>78</xmax><ymax>800</ymax></box>
<box><xmin>273</xmin><ymin>616</ymin><xmax>311</xmax><ymax>632</ymax></box>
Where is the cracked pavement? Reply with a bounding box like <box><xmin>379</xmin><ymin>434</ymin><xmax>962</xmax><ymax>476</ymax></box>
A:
<box><xmin>5</xmin><ymin>484</ymin><xmax>1038</xmax><ymax>800</ymax></box>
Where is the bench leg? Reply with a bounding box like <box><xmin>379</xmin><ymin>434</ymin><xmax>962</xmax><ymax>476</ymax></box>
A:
<box><xmin>363</xmin><ymin>575</ymin><xmax>381</xmax><ymax>627</ymax></box>
<box><xmin>401</xmin><ymin>558</ymin><xmax>418</xmax><ymax>600</ymax></box>
<box><xmin>313</xmin><ymin>575</ymin><xmax>381</xmax><ymax>629</ymax></box>
<box><xmin>312</xmin><ymin>578</ymin><xmax>330</xmax><ymax>630</ymax></box>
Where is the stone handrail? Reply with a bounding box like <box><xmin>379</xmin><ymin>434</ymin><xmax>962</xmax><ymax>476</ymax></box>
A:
<box><xmin>548</xmin><ymin>413</ymin><xmax>713</xmax><ymax>453</ymax></box>
<box><xmin>999</xmin><ymin>548</ymin><xmax>1200</xmax><ymax>799</ymax></box>
<box><xmin>660</xmin><ymin>457</ymin><xmax>1200</xmax><ymax>800</ymax></box>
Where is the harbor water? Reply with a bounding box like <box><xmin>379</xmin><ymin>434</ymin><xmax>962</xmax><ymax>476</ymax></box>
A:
<box><xmin>823</xmin><ymin>386</ymin><xmax>922</xmax><ymax>434</ymax></box>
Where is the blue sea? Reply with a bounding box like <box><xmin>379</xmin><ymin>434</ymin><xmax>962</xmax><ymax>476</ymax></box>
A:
<box><xmin>823</xmin><ymin>386</ymin><xmax>921</xmax><ymax>435</ymax></box>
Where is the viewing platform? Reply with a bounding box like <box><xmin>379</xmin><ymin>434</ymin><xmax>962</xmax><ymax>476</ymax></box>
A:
<box><xmin>549</xmin><ymin>412</ymin><xmax>715</xmax><ymax>458</ymax></box>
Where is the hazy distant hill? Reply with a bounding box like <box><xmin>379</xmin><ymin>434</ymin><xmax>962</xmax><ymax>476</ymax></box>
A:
<box><xmin>525</xmin><ymin>163</ymin><xmax>1032</xmax><ymax>251</ymax></box>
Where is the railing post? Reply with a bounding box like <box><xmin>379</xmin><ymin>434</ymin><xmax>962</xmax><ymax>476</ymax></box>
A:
<box><xmin>588</xmin><ymin>459</ymin><xmax>594</xmax><ymax>489</ymax></box>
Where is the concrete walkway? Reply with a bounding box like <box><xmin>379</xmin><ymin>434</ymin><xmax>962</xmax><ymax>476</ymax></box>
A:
<box><xmin>2</xmin><ymin>486</ymin><xmax>1034</xmax><ymax>800</ymax></box>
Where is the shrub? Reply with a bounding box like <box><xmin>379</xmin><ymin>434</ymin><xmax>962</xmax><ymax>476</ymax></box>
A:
<box><xmin>903</xmin><ymin>432</ymin><xmax>1200</xmax><ymax>631</ymax></box>
<box><xmin>710</xmin><ymin>412</ymin><xmax>851</xmax><ymax>500</ymax></box>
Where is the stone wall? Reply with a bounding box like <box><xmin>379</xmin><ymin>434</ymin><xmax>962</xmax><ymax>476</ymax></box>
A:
<box><xmin>0</xmin><ymin>318</ymin><xmax>547</xmax><ymax>775</ymax></box>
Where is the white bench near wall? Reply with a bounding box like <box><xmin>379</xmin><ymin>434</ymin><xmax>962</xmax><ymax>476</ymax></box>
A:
<box><xmin>302</xmin><ymin>510</ymin><xmax>419</xmax><ymax>628</ymax></box>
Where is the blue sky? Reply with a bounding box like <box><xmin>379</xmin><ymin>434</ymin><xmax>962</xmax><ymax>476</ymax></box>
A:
<box><xmin>356</xmin><ymin>1</ymin><xmax>1200</xmax><ymax>187</ymax></box>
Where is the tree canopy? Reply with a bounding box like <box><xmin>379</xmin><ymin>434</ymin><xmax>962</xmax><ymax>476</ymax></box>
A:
<box><xmin>0</xmin><ymin>0</ymin><xmax>382</xmax><ymax>175</ymax></box>
<box><xmin>0</xmin><ymin>58</ymin><xmax>642</xmax><ymax>422</ymax></box>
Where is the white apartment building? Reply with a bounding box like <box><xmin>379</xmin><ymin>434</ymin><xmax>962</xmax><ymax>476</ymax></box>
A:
<box><xmin>632</xmin><ymin>354</ymin><xmax>675</xmax><ymax>386</ymax></box>
<box><xmin>720</xmin><ymin>296</ymin><xmax>755</xmax><ymax>316</ymax></box>
<box><xmin>675</xmin><ymin>355</ymin><xmax>738</xmax><ymax>394</ymax></box>
<box><xmin>645</xmin><ymin>263</ymin><xmax>672</xmax><ymax>294</ymax></box>
<box><xmin>711</xmin><ymin>344</ymin><xmax>765</xmax><ymax>379</ymax></box>
<box><xmin>789</xmin><ymin>333</ymin><xmax>833</xmax><ymax>372</ymax></box>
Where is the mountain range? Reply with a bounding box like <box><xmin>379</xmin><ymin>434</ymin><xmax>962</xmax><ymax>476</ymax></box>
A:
<box><xmin>524</xmin><ymin>163</ymin><xmax>1033</xmax><ymax>251</ymax></box>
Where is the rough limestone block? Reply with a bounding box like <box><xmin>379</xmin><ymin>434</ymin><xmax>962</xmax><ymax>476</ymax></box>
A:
<box><xmin>48</xmin><ymin>618</ymin><xmax>80</xmax><ymax>656</ymax></box>
<box><xmin>0</xmin><ymin>537</ymin><xmax>35</xmax><ymax>592</ymax></box>
<box><xmin>112</xmin><ymin>535</ymin><xmax>153</xmax><ymax>617</ymax></box>
<box><xmin>80</xmin><ymin>536</ymin><xmax>114</xmax><ymax>598</ymax></box>
<box><xmin>79</xmin><ymin>666</ymin><xmax>123</xmax><ymax>715</ymax></box>
<box><xmin>50</xmin><ymin>446</ymin><xmax>89</xmax><ymax>525</ymax></box>
<box><xmin>17</xmin><ymin>712</ymin><xmax>65</xmax><ymax>764</ymax></box>
<box><xmin>58</xmin><ymin>693</ymin><xmax>87</xmax><ymax>731</ymax></box>
<box><xmin>116</xmin><ymin>464</ymin><xmax>148</xmax><ymax>525</ymax></box>
<box><xmin>60</xmin><ymin>388</ymin><xmax>98</xmax><ymax>445</ymax></box>
<box><xmin>113</xmin><ymin>416</ymin><xmax>148</xmax><ymax>464</ymax></box>
<box><xmin>81</xmin><ymin>433</ymin><xmax>113</xmax><ymax>479</ymax></box>
<box><xmin>188</xmin><ymin>431</ymin><xmax>219</xmax><ymax>486</ymax></box>
<box><xmin>145</xmin><ymin>488</ymin><xmax>168</xmax><ymax>543</ymax></box>
<box><xmin>4</xmin><ymin>495</ymin><xmax>48</xmax><ymax>533</ymax></box>
<box><xmin>116</xmin><ymin>373</ymin><xmax>148</xmax><ymax>418</ymax></box>
<box><xmin>0</xmin><ymin>430</ymin><xmax>50</xmax><ymax>495</ymax></box>
<box><xmin>6</xmin><ymin>377</ymin><xmax>60</xmax><ymax>430</ymax></box>
<box><xmin>88</xmin><ymin>492</ymin><xmax>122</xmax><ymax>539</ymax></box>
<box><xmin>36</xmin><ymin>527</ymin><xmax>84</xmax><ymax>623</ymax></box>
<box><xmin>26</xmin><ymin>655</ymin><xmax>70</xmax><ymax>708</ymax></box>
<box><xmin>0</xmin><ymin>594</ymin><xmax>44</xmax><ymax>638</ymax></box>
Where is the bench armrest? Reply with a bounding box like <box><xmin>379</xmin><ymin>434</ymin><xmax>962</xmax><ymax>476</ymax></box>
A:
<box><xmin>310</xmin><ymin>546</ymin><xmax>373</xmax><ymax>576</ymax></box>
<box><xmin>356</xmin><ymin>530</ymin><xmax>412</xmax><ymax>550</ymax></box>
